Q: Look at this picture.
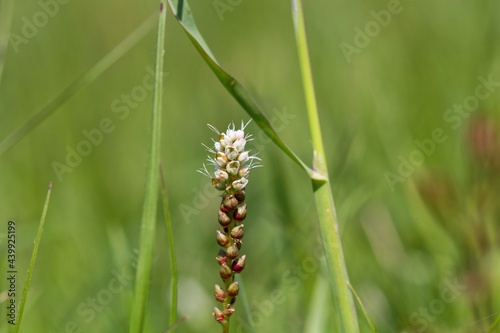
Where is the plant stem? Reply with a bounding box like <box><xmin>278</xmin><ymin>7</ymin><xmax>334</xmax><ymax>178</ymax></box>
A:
<box><xmin>292</xmin><ymin>0</ymin><xmax>359</xmax><ymax>332</ymax></box>
<box><xmin>221</xmin><ymin>213</ymin><xmax>236</xmax><ymax>333</ymax></box>
<box><xmin>160</xmin><ymin>163</ymin><xmax>178</xmax><ymax>331</ymax></box>
<box><xmin>0</xmin><ymin>0</ymin><xmax>15</xmax><ymax>87</ymax></box>
<box><xmin>129</xmin><ymin>2</ymin><xmax>167</xmax><ymax>333</ymax></box>
<box><xmin>14</xmin><ymin>182</ymin><xmax>52</xmax><ymax>333</ymax></box>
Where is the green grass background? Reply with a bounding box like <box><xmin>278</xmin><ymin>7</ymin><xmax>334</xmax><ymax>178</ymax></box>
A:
<box><xmin>1</xmin><ymin>0</ymin><xmax>499</xmax><ymax>332</ymax></box>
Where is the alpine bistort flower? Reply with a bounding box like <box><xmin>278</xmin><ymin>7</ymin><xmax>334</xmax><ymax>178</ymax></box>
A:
<box><xmin>198</xmin><ymin>120</ymin><xmax>261</xmax><ymax>332</ymax></box>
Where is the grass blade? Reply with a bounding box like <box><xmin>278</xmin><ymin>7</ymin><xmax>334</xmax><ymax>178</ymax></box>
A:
<box><xmin>159</xmin><ymin>162</ymin><xmax>178</xmax><ymax>330</ymax></box>
<box><xmin>0</xmin><ymin>0</ymin><xmax>15</xmax><ymax>86</ymax></box>
<box><xmin>348</xmin><ymin>282</ymin><xmax>377</xmax><ymax>333</ymax></box>
<box><xmin>14</xmin><ymin>182</ymin><xmax>53</xmax><ymax>333</ymax></box>
<box><xmin>129</xmin><ymin>2</ymin><xmax>167</xmax><ymax>333</ymax></box>
<box><xmin>166</xmin><ymin>0</ymin><xmax>324</xmax><ymax>182</ymax></box>
<box><xmin>488</xmin><ymin>313</ymin><xmax>500</xmax><ymax>333</ymax></box>
<box><xmin>291</xmin><ymin>0</ymin><xmax>359</xmax><ymax>332</ymax></box>
<box><xmin>233</xmin><ymin>275</ymin><xmax>255</xmax><ymax>333</ymax></box>
<box><xmin>0</xmin><ymin>13</ymin><xmax>157</xmax><ymax>156</ymax></box>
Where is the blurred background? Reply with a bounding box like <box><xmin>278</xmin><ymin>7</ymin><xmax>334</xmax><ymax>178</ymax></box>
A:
<box><xmin>1</xmin><ymin>0</ymin><xmax>499</xmax><ymax>332</ymax></box>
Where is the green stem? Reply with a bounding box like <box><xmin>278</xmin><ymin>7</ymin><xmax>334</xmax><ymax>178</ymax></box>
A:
<box><xmin>292</xmin><ymin>1</ymin><xmax>359</xmax><ymax>332</ymax></box>
<box><xmin>0</xmin><ymin>0</ymin><xmax>15</xmax><ymax>87</ymax></box>
<box><xmin>14</xmin><ymin>182</ymin><xmax>53</xmax><ymax>333</ymax></box>
<box><xmin>348</xmin><ymin>282</ymin><xmax>377</xmax><ymax>333</ymax></box>
<box><xmin>160</xmin><ymin>162</ymin><xmax>178</xmax><ymax>331</ymax></box>
<box><xmin>129</xmin><ymin>3</ymin><xmax>167</xmax><ymax>333</ymax></box>
<box><xmin>488</xmin><ymin>313</ymin><xmax>500</xmax><ymax>333</ymax></box>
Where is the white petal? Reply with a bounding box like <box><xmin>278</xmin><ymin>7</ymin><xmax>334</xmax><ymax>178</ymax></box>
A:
<box><xmin>233</xmin><ymin>138</ymin><xmax>246</xmax><ymax>152</ymax></box>
<box><xmin>238</xmin><ymin>151</ymin><xmax>249</xmax><ymax>163</ymax></box>
<box><xmin>232</xmin><ymin>177</ymin><xmax>248</xmax><ymax>191</ymax></box>
<box><xmin>225</xmin><ymin>146</ymin><xmax>239</xmax><ymax>160</ymax></box>
<box><xmin>226</xmin><ymin>161</ymin><xmax>240</xmax><ymax>175</ymax></box>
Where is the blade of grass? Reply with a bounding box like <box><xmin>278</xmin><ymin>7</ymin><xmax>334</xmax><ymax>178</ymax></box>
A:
<box><xmin>129</xmin><ymin>2</ymin><xmax>167</xmax><ymax>333</ymax></box>
<box><xmin>488</xmin><ymin>313</ymin><xmax>500</xmax><ymax>333</ymax></box>
<box><xmin>0</xmin><ymin>13</ymin><xmax>157</xmax><ymax>156</ymax></box>
<box><xmin>162</xmin><ymin>316</ymin><xmax>188</xmax><ymax>333</ymax></box>
<box><xmin>0</xmin><ymin>0</ymin><xmax>15</xmax><ymax>86</ymax></box>
<box><xmin>291</xmin><ymin>0</ymin><xmax>359</xmax><ymax>332</ymax></box>
<box><xmin>304</xmin><ymin>274</ymin><xmax>329</xmax><ymax>333</ymax></box>
<box><xmin>348</xmin><ymin>282</ymin><xmax>377</xmax><ymax>333</ymax></box>
<box><xmin>159</xmin><ymin>162</ymin><xmax>178</xmax><ymax>330</ymax></box>
<box><xmin>233</xmin><ymin>275</ymin><xmax>255</xmax><ymax>333</ymax></box>
<box><xmin>14</xmin><ymin>182</ymin><xmax>53</xmax><ymax>333</ymax></box>
<box><xmin>166</xmin><ymin>0</ymin><xmax>324</xmax><ymax>182</ymax></box>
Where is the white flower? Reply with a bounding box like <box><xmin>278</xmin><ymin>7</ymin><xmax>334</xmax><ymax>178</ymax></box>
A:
<box><xmin>226</xmin><ymin>161</ymin><xmax>240</xmax><ymax>176</ymax></box>
<box><xmin>233</xmin><ymin>138</ymin><xmax>246</xmax><ymax>152</ymax></box>
<box><xmin>225</xmin><ymin>146</ymin><xmax>239</xmax><ymax>160</ymax></box>
<box><xmin>238</xmin><ymin>151</ymin><xmax>249</xmax><ymax>163</ymax></box>
<box><xmin>232</xmin><ymin>177</ymin><xmax>248</xmax><ymax>191</ymax></box>
<box><xmin>199</xmin><ymin>120</ymin><xmax>261</xmax><ymax>193</ymax></box>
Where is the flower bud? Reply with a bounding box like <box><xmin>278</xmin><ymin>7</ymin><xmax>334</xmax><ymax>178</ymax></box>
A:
<box><xmin>216</xmin><ymin>152</ymin><xmax>228</xmax><ymax>167</ymax></box>
<box><xmin>234</xmin><ymin>138</ymin><xmax>246</xmax><ymax>151</ymax></box>
<box><xmin>232</xmin><ymin>255</ymin><xmax>246</xmax><ymax>273</ymax></box>
<box><xmin>227</xmin><ymin>282</ymin><xmax>239</xmax><ymax>297</ymax></box>
<box><xmin>214</xmin><ymin>284</ymin><xmax>226</xmax><ymax>302</ymax></box>
<box><xmin>216</xmin><ymin>230</ymin><xmax>229</xmax><ymax>247</ymax></box>
<box><xmin>233</xmin><ymin>204</ymin><xmax>247</xmax><ymax>221</ymax></box>
<box><xmin>232</xmin><ymin>177</ymin><xmax>248</xmax><ymax>191</ymax></box>
<box><xmin>212</xmin><ymin>178</ymin><xmax>226</xmax><ymax>191</ymax></box>
<box><xmin>218</xmin><ymin>210</ymin><xmax>231</xmax><ymax>227</ymax></box>
<box><xmin>226</xmin><ymin>161</ymin><xmax>240</xmax><ymax>175</ymax></box>
<box><xmin>238</xmin><ymin>167</ymin><xmax>249</xmax><ymax>178</ymax></box>
<box><xmin>213</xmin><ymin>307</ymin><xmax>225</xmax><ymax>323</ymax></box>
<box><xmin>238</xmin><ymin>151</ymin><xmax>249</xmax><ymax>163</ymax></box>
<box><xmin>218</xmin><ymin>133</ymin><xmax>226</xmax><ymax>147</ymax></box>
<box><xmin>223</xmin><ymin>195</ymin><xmax>238</xmax><ymax>212</ymax></box>
<box><xmin>234</xmin><ymin>190</ymin><xmax>246</xmax><ymax>203</ymax></box>
<box><xmin>226</xmin><ymin>243</ymin><xmax>239</xmax><ymax>259</ymax></box>
<box><xmin>219</xmin><ymin>263</ymin><xmax>232</xmax><ymax>280</ymax></box>
<box><xmin>223</xmin><ymin>305</ymin><xmax>235</xmax><ymax>317</ymax></box>
<box><xmin>230</xmin><ymin>224</ymin><xmax>244</xmax><ymax>239</ymax></box>
<box><xmin>225</xmin><ymin>146</ymin><xmax>238</xmax><ymax>160</ymax></box>
<box><xmin>216</xmin><ymin>249</ymin><xmax>227</xmax><ymax>265</ymax></box>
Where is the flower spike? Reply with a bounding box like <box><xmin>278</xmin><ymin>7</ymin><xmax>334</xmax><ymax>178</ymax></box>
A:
<box><xmin>200</xmin><ymin>120</ymin><xmax>260</xmax><ymax>331</ymax></box>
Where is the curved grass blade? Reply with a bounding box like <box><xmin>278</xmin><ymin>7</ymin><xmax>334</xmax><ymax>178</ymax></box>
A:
<box><xmin>129</xmin><ymin>3</ymin><xmax>167</xmax><ymax>333</ymax></box>
<box><xmin>0</xmin><ymin>13</ymin><xmax>158</xmax><ymax>156</ymax></box>
<box><xmin>159</xmin><ymin>162</ymin><xmax>178</xmax><ymax>331</ymax></box>
<box><xmin>348</xmin><ymin>282</ymin><xmax>377</xmax><ymax>333</ymax></box>
<box><xmin>14</xmin><ymin>182</ymin><xmax>53</xmax><ymax>333</ymax></box>
<box><xmin>233</xmin><ymin>275</ymin><xmax>255</xmax><ymax>333</ymax></box>
<box><xmin>162</xmin><ymin>316</ymin><xmax>188</xmax><ymax>333</ymax></box>
<box><xmin>0</xmin><ymin>0</ymin><xmax>15</xmax><ymax>86</ymax></box>
<box><xmin>488</xmin><ymin>313</ymin><xmax>500</xmax><ymax>333</ymax></box>
<box><xmin>291</xmin><ymin>0</ymin><xmax>359</xmax><ymax>332</ymax></box>
<box><xmin>166</xmin><ymin>0</ymin><xmax>324</xmax><ymax>183</ymax></box>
